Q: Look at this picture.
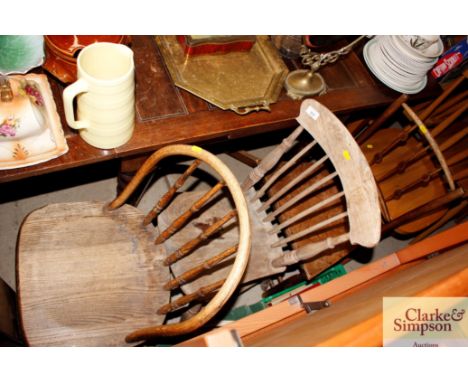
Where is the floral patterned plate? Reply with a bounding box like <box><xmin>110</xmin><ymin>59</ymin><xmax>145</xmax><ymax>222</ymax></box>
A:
<box><xmin>0</xmin><ymin>74</ymin><xmax>68</xmax><ymax>170</ymax></box>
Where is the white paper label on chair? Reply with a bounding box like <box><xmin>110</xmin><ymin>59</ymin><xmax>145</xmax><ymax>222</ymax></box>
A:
<box><xmin>306</xmin><ymin>106</ymin><xmax>320</xmax><ymax>120</ymax></box>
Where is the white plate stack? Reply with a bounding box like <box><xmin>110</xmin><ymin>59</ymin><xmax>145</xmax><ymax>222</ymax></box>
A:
<box><xmin>363</xmin><ymin>35</ymin><xmax>443</xmax><ymax>94</ymax></box>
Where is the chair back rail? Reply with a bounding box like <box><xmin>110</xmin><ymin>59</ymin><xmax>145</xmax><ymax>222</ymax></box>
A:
<box><xmin>296</xmin><ymin>99</ymin><xmax>381</xmax><ymax>248</ymax></box>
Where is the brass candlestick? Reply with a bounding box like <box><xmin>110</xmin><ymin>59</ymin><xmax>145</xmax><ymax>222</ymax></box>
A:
<box><xmin>285</xmin><ymin>35</ymin><xmax>367</xmax><ymax>100</ymax></box>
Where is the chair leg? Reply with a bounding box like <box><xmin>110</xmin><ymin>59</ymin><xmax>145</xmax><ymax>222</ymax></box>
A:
<box><xmin>356</xmin><ymin>93</ymin><xmax>409</xmax><ymax>144</ymax></box>
<box><xmin>227</xmin><ymin>151</ymin><xmax>262</xmax><ymax>168</ymax></box>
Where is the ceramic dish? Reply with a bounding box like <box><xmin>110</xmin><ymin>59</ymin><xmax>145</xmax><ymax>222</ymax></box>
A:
<box><xmin>386</xmin><ymin>36</ymin><xmax>437</xmax><ymax>70</ymax></box>
<box><xmin>377</xmin><ymin>48</ymin><xmax>425</xmax><ymax>87</ymax></box>
<box><xmin>0</xmin><ymin>36</ymin><xmax>44</xmax><ymax>75</ymax></box>
<box><xmin>0</xmin><ymin>74</ymin><xmax>68</xmax><ymax>170</ymax></box>
<box><xmin>399</xmin><ymin>35</ymin><xmax>444</xmax><ymax>58</ymax></box>
<box><xmin>43</xmin><ymin>35</ymin><xmax>129</xmax><ymax>83</ymax></box>
<box><xmin>380</xmin><ymin>36</ymin><xmax>431</xmax><ymax>75</ymax></box>
<box><xmin>363</xmin><ymin>38</ymin><xmax>427</xmax><ymax>94</ymax></box>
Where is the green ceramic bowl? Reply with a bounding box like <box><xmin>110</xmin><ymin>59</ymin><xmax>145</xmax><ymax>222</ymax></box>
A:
<box><xmin>0</xmin><ymin>35</ymin><xmax>44</xmax><ymax>75</ymax></box>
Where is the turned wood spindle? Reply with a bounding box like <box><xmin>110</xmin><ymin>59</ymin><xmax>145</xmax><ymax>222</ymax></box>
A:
<box><xmin>251</xmin><ymin>140</ymin><xmax>317</xmax><ymax>202</ymax></box>
<box><xmin>368</xmin><ymin>76</ymin><xmax>465</xmax><ymax>167</ymax></box>
<box><xmin>157</xmin><ymin>279</ymin><xmax>225</xmax><ymax>315</ymax></box>
<box><xmin>258</xmin><ymin>155</ymin><xmax>329</xmax><ymax>213</ymax></box>
<box><xmin>453</xmin><ymin>167</ymin><xmax>468</xmax><ymax>182</ymax></box>
<box><xmin>271</xmin><ymin>211</ymin><xmax>348</xmax><ymax>248</ymax></box>
<box><xmin>370</xmin><ymin>129</ymin><xmax>413</xmax><ymax>165</ymax></box>
<box><xmin>430</xmin><ymin>101</ymin><xmax>468</xmax><ymax>138</ymax></box>
<box><xmin>381</xmin><ymin>188</ymin><xmax>465</xmax><ymax>234</ymax></box>
<box><xmin>447</xmin><ymin>149</ymin><xmax>468</xmax><ymax>167</ymax></box>
<box><xmin>376</xmin><ymin>102</ymin><xmax>467</xmax><ymax>183</ymax></box>
<box><xmin>418</xmin><ymin>73</ymin><xmax>467</xmax><ymax>120</ymax></box>
<box><xmin>164</xmin><ymin>246</ymin><xmax>237</xmax><ymax>290</ymax></box>
<box><xmin>269</xmin><ymin>191</ymin><xmax>345</xmax><ymax>234</ymax></box>
<box><xmin>384</xmin><ymin>169</ymin><xmax>442</xmax><ymax>202</ymax></box>
<box><xmin>376</xmin><ymin>146</ymin><xmax>430</xmax><ymax>183</ymax></box>
<box><xmin>425</xmin><ymin>90</ymin><xmax>468</xmax><ymax>126</ymax></box>
<box><xmin>163</xmin><ymin>210</ymin><xmax>237</xmax><ymax>266</ymax></box>
<box><xmin>241</xmin><ymin>125</ymin><xmax>304</xmax><ymax>192</ymax></box>
<box><xmin>439</xmin><ymin>126</ymin><xmax>468</xmax><ymax>152</ymax></box>
<box><xmin>264</xmin><ymin>171</ymin><xmax>338</xmax><ymax>223</ymax></box>
<box><xmin>271</xmin><ymin>233</ymin><xmax>350</xmax><ymax>267</ymax></box>
<box><xmin>155</xmin><ymin>181</ymin><xmax>225</xmax><ymax>244</ymax></box>
<box><xmin>143</xmin><ymin>159</ymin><xmax>201</xmax><ymax>225</ymax></box>
<box><xmin>357</xmin><ymin>94</ymin><xmax>409</xmax><ymax>144</ymax></box>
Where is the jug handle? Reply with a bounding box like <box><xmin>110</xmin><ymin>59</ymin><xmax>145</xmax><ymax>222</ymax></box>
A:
<box><xmin>63</xmin><ymin>78</ymin><xmax>90</xmax><ymax>130</ymax></box>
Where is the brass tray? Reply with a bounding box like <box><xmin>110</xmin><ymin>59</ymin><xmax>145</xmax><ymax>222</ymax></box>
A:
<box><xmin>155</xmin><ymin>36</ymin><xmax>288</xmax><ymax>115</ymax></box>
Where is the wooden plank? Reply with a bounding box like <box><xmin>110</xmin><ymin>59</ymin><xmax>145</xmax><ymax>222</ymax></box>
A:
<box><xmin>133</xmin><ymin>35</ymin><xmax>187</xmax><ymax>121</ymax></box>
<box><xmin>244</xmin><ymin>243</ymin><xmax>468</xmax><ymax>346</ymax></box>
<box><xmin>318</xmin><ymin>266</ymin><xmax>468</xmax><ymax>347</ymax></box>
<box><xmin>396</xmin><ymin>220</ymin><xmax>468</xmax><ymax>263</ymax></box>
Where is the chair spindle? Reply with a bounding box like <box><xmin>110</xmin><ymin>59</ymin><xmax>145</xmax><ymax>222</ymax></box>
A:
<box><xmin>258</xmin><ymin>155</ymin><xmax>329</xmax><ymax>213</ymax></box>
<box><xmin>263</xmin><ymin>171</ymin><xmax>338</xmax><ymax>223</ymax></box>
<box><xmin>143</xmin><ymin>159</ymin><xmax>201</xmax><ymax>225</ymax></box>
<box><xmin>251</xmin><ymin>140</ymin><xmax>317</xmax><ymax>201</ymax></box>
<box><xmin>241</xmin><ymin>125</ymin><xmax>304</xmax><ymax>191</ymax></box>
<box><xmin>164</xmin><ymin>246</ymin><xmax>237</xmax><ymax>290</ymax></box>
<box><xmin>271</xmin><ymin>211</ymin><xmax>348</xmax><ymax>248</ymax></box>
<box><xmin>271</xmin><ymin>233</ymin><xmax>350</xmax><ymax>267</ymax></box>
<box><xmin>157</xmin><ymin>279</ymin><xmax>225</xmax><ymax>315</ymax></box>
<box><xmin>163</xmin><ymin>210</ymin><xmax>237</xmax><ymax>266</ymax></box>
<box><xmin>269</xmin><ymin>191</ymin><xmax>345</xmax><ymax>234</ymax></box>
<box><xmin>155</xmin><ymin>181</ymin><xmax>225</xmax><ymax>244</ymax></box>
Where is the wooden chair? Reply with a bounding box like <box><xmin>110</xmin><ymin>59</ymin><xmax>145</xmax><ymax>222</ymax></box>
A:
<box><xmin>16</xmin><ymin>145</ymin><xmax>251</xmax><ymax>346</ymax></box>
<box><xmin>158</xmin><ymin>100</ymin><xmax>381</xmax><ymax>301</ymax></box>
<box><xmin>356</xmin><ymin>70</ymin><xmax>467</xmax><ymax>237</ymax></box>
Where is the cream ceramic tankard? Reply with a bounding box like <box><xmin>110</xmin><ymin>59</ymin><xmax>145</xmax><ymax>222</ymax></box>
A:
<box><xmin>63</xmin><ymin>42</ymin><xmax>135</xmax><ymax>149</ymax></box>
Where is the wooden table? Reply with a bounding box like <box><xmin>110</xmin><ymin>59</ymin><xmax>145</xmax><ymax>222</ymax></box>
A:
<box><xmin>0</xmin><ymin>36</ymin><xmax>438</xmax><ymax>184</ymax></box>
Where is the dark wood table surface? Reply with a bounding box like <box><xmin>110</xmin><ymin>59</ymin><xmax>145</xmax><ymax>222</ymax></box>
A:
<box><xmin>0</xmin><ymin>35</ymin><xmax>438</xmax><ymax>184</ymax></box>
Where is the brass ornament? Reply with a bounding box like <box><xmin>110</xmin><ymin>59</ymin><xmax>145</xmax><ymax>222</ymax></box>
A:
<box><xmin>285</xmin><ymin>35</ymin><xmax>368</xmax><ymax>100</ymax></box>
